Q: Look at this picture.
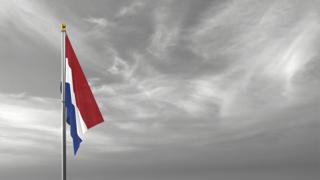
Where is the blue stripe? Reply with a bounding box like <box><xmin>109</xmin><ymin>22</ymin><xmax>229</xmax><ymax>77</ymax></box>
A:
<box><xmin>65</xmin><ymin>82</ymin><xmax>82</xmax><ymax>155</ymax></box>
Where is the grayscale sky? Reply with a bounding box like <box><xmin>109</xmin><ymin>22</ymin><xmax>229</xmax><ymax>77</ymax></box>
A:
<box><xmin>0</xmin><ymin>0</ymin><xmax>319</xmax><ymax>180</ymax></box>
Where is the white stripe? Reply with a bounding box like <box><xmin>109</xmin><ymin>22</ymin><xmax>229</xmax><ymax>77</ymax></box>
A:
<box><xmin>66</xmin><ymin>58</ymin><xmax>88</xmax><ymax>139</ymax></box>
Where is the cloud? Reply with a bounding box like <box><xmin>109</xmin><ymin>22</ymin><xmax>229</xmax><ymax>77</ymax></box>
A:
<box><xmin>116</xmin><ymin>1</ymin><xmax>145</xmax><ymax>17</ymax></box>
<box><xmin>1</xmin><ymin>0</ymin><xmax>320</xmax><ymax>179</ymax></box>
<box><xmin>0</xmin><ymin>0</ymin><xmax>60</xmax><ymax>47</ymax></box>
<box><xmin>184</xmin><ymin>0</ymin><xmax>320</xmax><ymax>116</ymax></box>
<box><xmin>147</xmin><ymin>5</ymin><xmax>180</xmax><ymax>58</ymax></box>
<box><xmin>0</xmin><ymin>93</ymin><xmax>138</xmax><ymax>166</ymax></box>
<box><xmin>84</xmin><ymin>17</ymin><xmax>107</xmax><ymax>27</ymax></box>
<box><xmin>108</xmin><ymin>55</ymin><xmax>131</xmax><ymax>76</ymax></box>
<box><xmin>84</xmin><ymin>17</ymin><xmax>114</xmax><ymax>28</ymax></box>
<box><xmin>0</xmin><ymin>93</ymin><xmax>60</xmax><ymax>166</ymax></box>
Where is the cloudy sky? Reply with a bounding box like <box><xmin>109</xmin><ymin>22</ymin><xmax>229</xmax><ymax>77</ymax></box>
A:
<box><xmin>0</xmin><ymin>0</ymin><xmax>319</xmax><ymax>179</ymax></box>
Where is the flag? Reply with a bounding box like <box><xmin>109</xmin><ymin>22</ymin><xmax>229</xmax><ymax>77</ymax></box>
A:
<box><xmin>65</xmin><ymin>34</ymin><xmax>104</xmax><ymax>154</ymax></box>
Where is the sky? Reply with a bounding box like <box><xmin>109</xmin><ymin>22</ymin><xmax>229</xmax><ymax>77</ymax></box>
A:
<box><xmin>0</xmin><ymin>0</ymin><xmax>319</xmax><ymax>180</ymax></box>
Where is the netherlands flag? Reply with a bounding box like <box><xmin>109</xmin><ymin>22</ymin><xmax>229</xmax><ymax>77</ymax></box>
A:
<box><xmin>65</xmin><ymin>35</ymin><xmax>104</xmax><ymax>154</ymax></box>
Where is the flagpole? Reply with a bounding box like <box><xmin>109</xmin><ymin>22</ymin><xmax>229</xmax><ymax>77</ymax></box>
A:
<box><xmin>61</xmin><ymin>23</ymin><xmax>67</xmax><ymax>180</ymax></box>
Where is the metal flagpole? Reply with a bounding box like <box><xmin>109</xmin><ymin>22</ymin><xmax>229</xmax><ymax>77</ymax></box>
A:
<box><xmin>61</xmin><ymin>23</ymin><xmax>67</xmax><ymax>180</ymax></box>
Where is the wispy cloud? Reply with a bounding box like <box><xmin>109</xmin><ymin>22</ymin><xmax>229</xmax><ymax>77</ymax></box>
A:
<box><xmin>84</xmin><ymin>17</ymin><xmax>114</xmax><ymax>28</ymax></box>
<box><xmin>0</xmin><ymin>93</ymin><xmax>137</xmax><ymax>165</ymax></box>
<box><xmin>0</xmin><ymin>0</ymin><xmax>60</xmax><ymax>47</ymax></box>
<box><xmin>147</xmin><ymin>6</ymin><xmax>180</xmax><ymax>58</ymax></box>
<box><xmin>1</xmin><ymin>0</ymin><xmax>319</xmax><ymax>178</ymax></box>
<box><xmin>116</xmin><ymin>1</ymin><xmax>145</xmax><ymax>17</ymax></box>
<box><xmin>0</xmin><ymin>93</ymin><xmax>60</xmax><ymax>166</ymax></box>
<box><xmin>186</xmin><ymin>0</ymin><xmax>320</xmax><ymax>116</ymax></box>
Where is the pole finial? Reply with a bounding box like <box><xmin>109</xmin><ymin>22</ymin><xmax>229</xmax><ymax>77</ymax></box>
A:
<box><xmin>61</xmin><ymin>24</ymin><xmax>66</xmax><ymax>32</ymax></box>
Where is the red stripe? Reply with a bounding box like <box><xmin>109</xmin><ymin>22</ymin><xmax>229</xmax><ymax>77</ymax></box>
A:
<box><xmin>66</xmin><ymin>35</ymin><xmax>104</xmax><ymax>129</ymax></box>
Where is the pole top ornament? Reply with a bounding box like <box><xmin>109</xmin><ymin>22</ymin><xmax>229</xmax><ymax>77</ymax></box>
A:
<box><xmin>61</xmin><ymin>24</ymin><xmax>66</xmax><ymax>32</ymax></box>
